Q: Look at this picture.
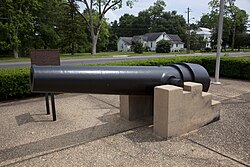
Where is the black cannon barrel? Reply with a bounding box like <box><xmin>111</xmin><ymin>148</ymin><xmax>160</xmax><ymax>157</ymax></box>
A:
<box><xmin>30</xmin><ymin>63</ymin><xmax>210</xmax><ymax>95</ymax></box>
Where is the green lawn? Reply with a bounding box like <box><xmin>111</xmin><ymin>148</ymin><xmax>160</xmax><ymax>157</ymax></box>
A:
<box><xmin>1</xmin><ymin>50</ymin><xmax>250</xmax><ymax>63</ymax></box>
<box><xmin>0</xmin><ymin>57</ymin><xmax>30</xmax><ymax>62</ymax></box>
<box><xmin>222</xmin><ymin>48</ymin><xmax>250</xmax><ymax>52</ymax></box>
<box><xmin>61</xmin><ymin>51</ymin><xmax>161</xmax><ymax>58</ymax></box>
<box><xmin>0</xmin><ymin>51</ymin><xmax>170</xmax><ymax>63</ymax></box>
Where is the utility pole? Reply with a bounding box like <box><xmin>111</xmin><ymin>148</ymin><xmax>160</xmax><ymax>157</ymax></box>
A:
<box><xmin>185</xmin><ymin>7</ymin><xmax>191</xmax><ymax>53</ymax></box>
<box><xmin>214</xmin><ymin>0</ymin><xmax>225</xmax><ymax>84</ymax></box>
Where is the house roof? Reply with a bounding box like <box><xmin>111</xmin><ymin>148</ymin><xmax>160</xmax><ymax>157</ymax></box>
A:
<box><xmin>119</xmin><ymin>32</ymin><xmax>183</xmax><ymax>45</ymax></box>
<box><xmin>196</xmin><ymin>31</ymin><xmax>211</xmax><ymax>35</ymax></box>
<box><xmin>131</xmin><ymin>36</ymin><xmax>139</xmax><ymax>42</ymax></box>
<box><xmin>144</xmin><ymin>32</ymin><xmax>165</xmax><ymax>41</ymax></box>
<box><xmin>198</xmin><ymin>27</ymin><xmax>211</xmax><ymax>32</ymax></box>
<box><xmin>120</xmin><ymin>37</ymin><xmax>132</xmax><ymax>45</ymax></box>
<box><xmin>167</xmin><ymin>34</ymin><xmax>184</xmax><ymax>44</ymax></box>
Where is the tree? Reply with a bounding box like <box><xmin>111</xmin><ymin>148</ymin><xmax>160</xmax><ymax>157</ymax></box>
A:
<box><xmin>207</xmin><ymin>0</ymin><xmax>249</xmax><ymax>50</ymax></box>
<box><xmin>190</xmin><ymin>32</ymin><xmax>207</xmax><ymax>52</ymax></box>
<box><xmin>235</xmin><ymin>33</ymin><xmax>250</xmax><ymax>51</ymax></box>
<box><xmin>190</xmin><ymin>32</ymin><xmax>200</xmax><ymax>51</ymax></box>
<box><xmin>156</xmin><ymin>39</ymin><xmax>171</xmax><ymax>53</ymax></box>
<box><xmin>133</xmin><ymin>40</ymin><xmax>143</xmax><ymax>54</ymax></box>
<box><xmin>107</xmin><ymin>21</ymin><xmax>119</xmax><ymax>51</ymax></box>
<box><xmin>68</xmin><ymin>0</ymin><xmax>136</xmax><ymax>54</ymax></box>
<box><xmin>160</xmin><ymin>11</ymin><xmax>186</xmax><ymax>41</ymax></box>
<box><xmin>96</xmin><ymin>17</ymin><xmax>110</xmax><ymax>52</ymax></box>
<box><xmin>58</xmin><ymin>1</ymin><xmax>89</xmax><ymax>54</ymax></box>
<box><xmin>118</xmin><ymin>14</ymin><xmax>136</xmax><ymax>36</ymax></box>
<box><xmin>0</xmin><ymin>0</ymin><xmax>39</xmax><ymax>58</ymax></box>
<box><xmin>131</xmin><ymin>10</ymin><xmax>151</xmax><ymax>35</ymax></box>
<box><xmin>33</xmin><ymin>0</ymin><xmax>65</xmax><ymax>50</ymax></box>
<box><xmin>228</xmin><ymin>6</ymin><xmax>248</xmax><ymax>50</ymax></box>
<box><xmin>114</xmin><ymin>0</ymin><xmax>186</xmax><ymax>41</ymax></box>
<box><xmin>131</xmin><ymin>0</ymin><xmax>166</xmax><ymax>35</ymax></box>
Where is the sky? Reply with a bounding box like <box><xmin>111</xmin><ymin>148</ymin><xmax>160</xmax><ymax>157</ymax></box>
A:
<box><xmin>105</xmin><ymin>0</ymin><xmax>250</xmax><ymax>24</ymax></box>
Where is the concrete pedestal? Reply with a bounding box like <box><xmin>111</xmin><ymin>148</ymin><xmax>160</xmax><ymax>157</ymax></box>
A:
<box><xmin>154</xmin><ymin>82</ymin><xmax>220</xmax><ymax>138</ymax></box>
<box><xmin>120</xmin><ymin>82</ymin><xmax>221</xmax><ymax>138</ymax></box>
<box><xmin>120</xmin><ymin>95</ymin><xmax>153</xmax><ymax>121</ymax></box>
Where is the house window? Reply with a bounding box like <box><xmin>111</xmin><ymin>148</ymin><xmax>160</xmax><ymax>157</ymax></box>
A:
<box><xmin>176</xmin><ymin>44</ymin><xmax>178</xmax><ymax>47</ymax></box>
<box><xmin>121</xmin><ymin>44</ymin><xmax>124</xmax><ymax>49</ymax></box>
<box><xmin>151</xmin><ymin>42</ymin><xmax>153</xmax><ymax>48</ymax></box>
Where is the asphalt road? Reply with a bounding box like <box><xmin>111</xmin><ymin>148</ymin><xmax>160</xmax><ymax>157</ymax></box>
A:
<box><xmin>0</xmin><ymin>52</ymin><xmax>249</xmax><ymax>69</ymax></box>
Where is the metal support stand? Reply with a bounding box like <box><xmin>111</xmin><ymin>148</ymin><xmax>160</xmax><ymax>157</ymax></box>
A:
<box><xmin>45</xmin><ymin>93</ymin><xmax>50</xmax><ymax>115</ymax></box>
<box><xmin>44</xmin><ymin>93</ymin><xmax>57</xmax><ymax>121</ymax></box>
<box><xmin>50</xmin><ymin>93</ymin><xmax>57</xmax><ymax>121</ymax></box>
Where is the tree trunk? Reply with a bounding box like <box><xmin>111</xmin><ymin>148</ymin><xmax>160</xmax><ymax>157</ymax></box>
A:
<box><xmin>91</xmin><ymin>35</ymin><xmax>98</xmax><ymax>54</ymax></box>
<box><xmin>231</xmin><ymin>24</ymin><xmax>236</xmax><ymax>51</ymax></box>
<box><xmin>13</xmin><ymin>26</ymin><xmax>19</xmax><ymax>58</ymax></box>
<box><xmin>71</xmin><ymin>42</ymin><xmax>75</xmax><ymax>55</ymax></box>
<box><xmin>13</xmin><ymin>48</ymin><xmax>18</xmax><ymax>58</ymax></box>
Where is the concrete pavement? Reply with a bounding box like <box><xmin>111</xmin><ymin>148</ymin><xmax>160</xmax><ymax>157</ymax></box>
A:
<box><xmin>0</xmin><ymin>78</ymin><xmax>249</xmax><ymax>166</ymax></box>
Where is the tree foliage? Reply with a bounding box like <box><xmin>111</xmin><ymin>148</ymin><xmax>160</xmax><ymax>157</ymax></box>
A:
<box><xmin>133</xmin><ymin>40</ymin><xmax>143</xmax><ymax>54</ymax></box>
<box><xmin>57</xmin><ymin>1</ymin><xmax>88</xmax><ymax>54</ymax></box>
<box><xmin>198</xmin><ymin>0</ymin><xmax>249</xmax><ymax>50</ymax></box>
<box><xmin>112</xmin><ymin>0</ymin><xmax>186</xmax><ymax>45</ymax></box>
<box><xmin>0</xmin><ymin>0</ymin><xmax>112</xmax><ymax>57</ymax></box>
<box><xmin>68</xmin><ymin>0</ymin><xmax>137</xmax><ymax>54</ymax></box>
<box><xmin>190</xmin><ymin>32</ymin><xmax>206</xmax><ymax>52</ymax></box>
<box><xmin>156</xmin><ymin>39</ymin><xmax>171</xmax><ymax>53</ymax></box>
<box><xmin>0</xmin><ymin>0</ymin><xmax>39</xmax><ymax>58</ymax></box>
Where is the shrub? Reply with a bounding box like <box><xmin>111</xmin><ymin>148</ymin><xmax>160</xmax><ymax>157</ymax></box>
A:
<box><xmin>101</xmin><ymin>56</ymin><xmax>250</xmax><ymax>80</ymax></box>
<box><xmin>144</xmin><ymin>46</ymin><xmax>150</xmax><ymax>52</ymax></box>
<box><xmin>205</xmin><ymin>47</ymin><xmax>212</xmax><ymax>52</ymax></box>
<box><xmin>0</xmin><ymin>68</ymin><xmax>31</xmax><ymax>100</ymax></box>
<box><xmin>0</xmin><ymin>56</ymin><xmax>249</xmax><ymax>101</ymax></box>
<box><xmin>156</xmin><ymin>40</ymin><xmax>171</xmax><ymax>53</ymax></box>
<box><xmin>133</xmin><ymin>41</ymin><xmax>144</xmax><ymax>54</ymax></box>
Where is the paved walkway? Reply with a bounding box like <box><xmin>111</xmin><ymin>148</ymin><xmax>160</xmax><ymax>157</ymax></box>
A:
<box><xmin>0</xmin><ymin>78</ymin><xmax>249</xmax><ymax>166</ymax></box>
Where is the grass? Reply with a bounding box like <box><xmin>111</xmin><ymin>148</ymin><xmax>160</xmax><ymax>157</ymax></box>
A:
<box><xmin>61</xmin><ymin>51</ymin><xmax>162</xmax><ymax>58</ymax></box>
<box><xmin>1</xmin><ymin>55</ymin><xmax>249</xmax><ymax>100</ymax></box>
<box><xmin>0</xmin><ymin>57</ymin><xmax>30</xmax><ymax>62</ymax></box>
<box><xmin>1</xmin><ymin>50</ymin><xmax>250</xmax><ymax>63</ymax></box>
<box><xmin>0</xmin><ymin>51</ymin><xmax>175</xmax><ymax>63</ymax></box>
<box><xmin>221</xmin><ymin>48</ymin><xmax>250</xmax><ymax>52</ymax></box>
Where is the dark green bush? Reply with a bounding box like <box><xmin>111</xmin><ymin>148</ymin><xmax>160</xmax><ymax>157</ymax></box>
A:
<box><xmin>144</xmin><ymin>46</ymin><xmax>150</xmax><ymax>52</ymax></box>
<box><xmin>133</xmin><ymin>41</ymin><xmax>144</xmax><ymax>54</ymax></box>
<box><xmin>0</xmin><ymin>68</ymin><xmax>31</xmax><ymax>100</ymax></box>
<box><xmin>0</xmin><ymin>56</ymin><xmax>249</xmax><ymax>100</ymax></box>
<box><xmin>205</xmin><ymin>47</ymin><xmax>212</xmax><ymax>52</ymax></box>
<box><xmin>156</xmin><ymin>40</ymin><xmax>171</xmax><ymax>53</ymax></box>
<box><xmin>101</xmin><ymin>56</ymin><xmax>250</xmax><ymax>80</ymax></box>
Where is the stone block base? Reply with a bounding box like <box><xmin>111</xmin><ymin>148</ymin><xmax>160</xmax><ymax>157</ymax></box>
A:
<box><xmin>153</xmin><ymin>82</ymin><xmax>220</xmax><ymax>138</ymax></box>
<box><xmin>119</xmin><ymin>82</ymin><xmax>221</xmax><ymax>138</ymax></box>
<box><xmin>120</xmin><ymin>95</ymin><xmax>153</xmax><ymax>121</ymax></box>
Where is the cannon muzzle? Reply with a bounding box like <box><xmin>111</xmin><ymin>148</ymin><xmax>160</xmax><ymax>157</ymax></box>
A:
<box><xmin>30</xmin><ymin>63</ymin><xmax>210</xmax><ymax>95</ymax></box>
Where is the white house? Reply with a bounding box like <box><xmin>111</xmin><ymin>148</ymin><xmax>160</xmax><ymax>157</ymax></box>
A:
<box><xmin>117</xmin><ymin>37</ymin><xmax>133</xmax><ymax>52</ymax></box>
<box><xmin>195</xmin><ymin>27</ymin><xmax>212</xmax><ymax>48</ymax></box>
<box><xmin>117</xmin><ymin>32</ymin><xmax>184</xmax><ymax>52</ymax></box>
<box><xmin>142</xmin><ymin>32</ymin><xmax>169</xmax><ymax>51</ymax></box>
<box><xmin>167</xmin><ymin>34</ymin><xmax>185</xmax><ymax>52</ymax></box>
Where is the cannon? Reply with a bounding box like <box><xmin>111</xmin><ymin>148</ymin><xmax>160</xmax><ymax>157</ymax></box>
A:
<box><xmin>30</xmin><ymin>63</ymin><xmax>210</xmax><ymax>95</ymax></box>
<box><xmin>30</xmin><ymin>63</ymin><xmax>210</xmax><ymax>121</ymax></box>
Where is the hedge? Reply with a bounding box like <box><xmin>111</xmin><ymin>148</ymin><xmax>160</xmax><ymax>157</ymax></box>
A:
<box><xmin>0</xmin><ymin>68</ymin><xmax>30</xmax><ymax>100</ymax></box>
<box><xmin>101</xmin><ymin>56</ymin><xmax>250</xmax><ymax>79</ymax></box>
<box><xmin>0</xmin><ymin>56</ymin><xmax>250</xmax><ymax>100</ymax></box>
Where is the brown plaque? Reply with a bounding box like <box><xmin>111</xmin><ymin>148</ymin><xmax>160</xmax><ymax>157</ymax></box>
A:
<box><xmin>30</xmin><ymin>49</ymin><xmax>60</xmax><ymax>66</ymax></box>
